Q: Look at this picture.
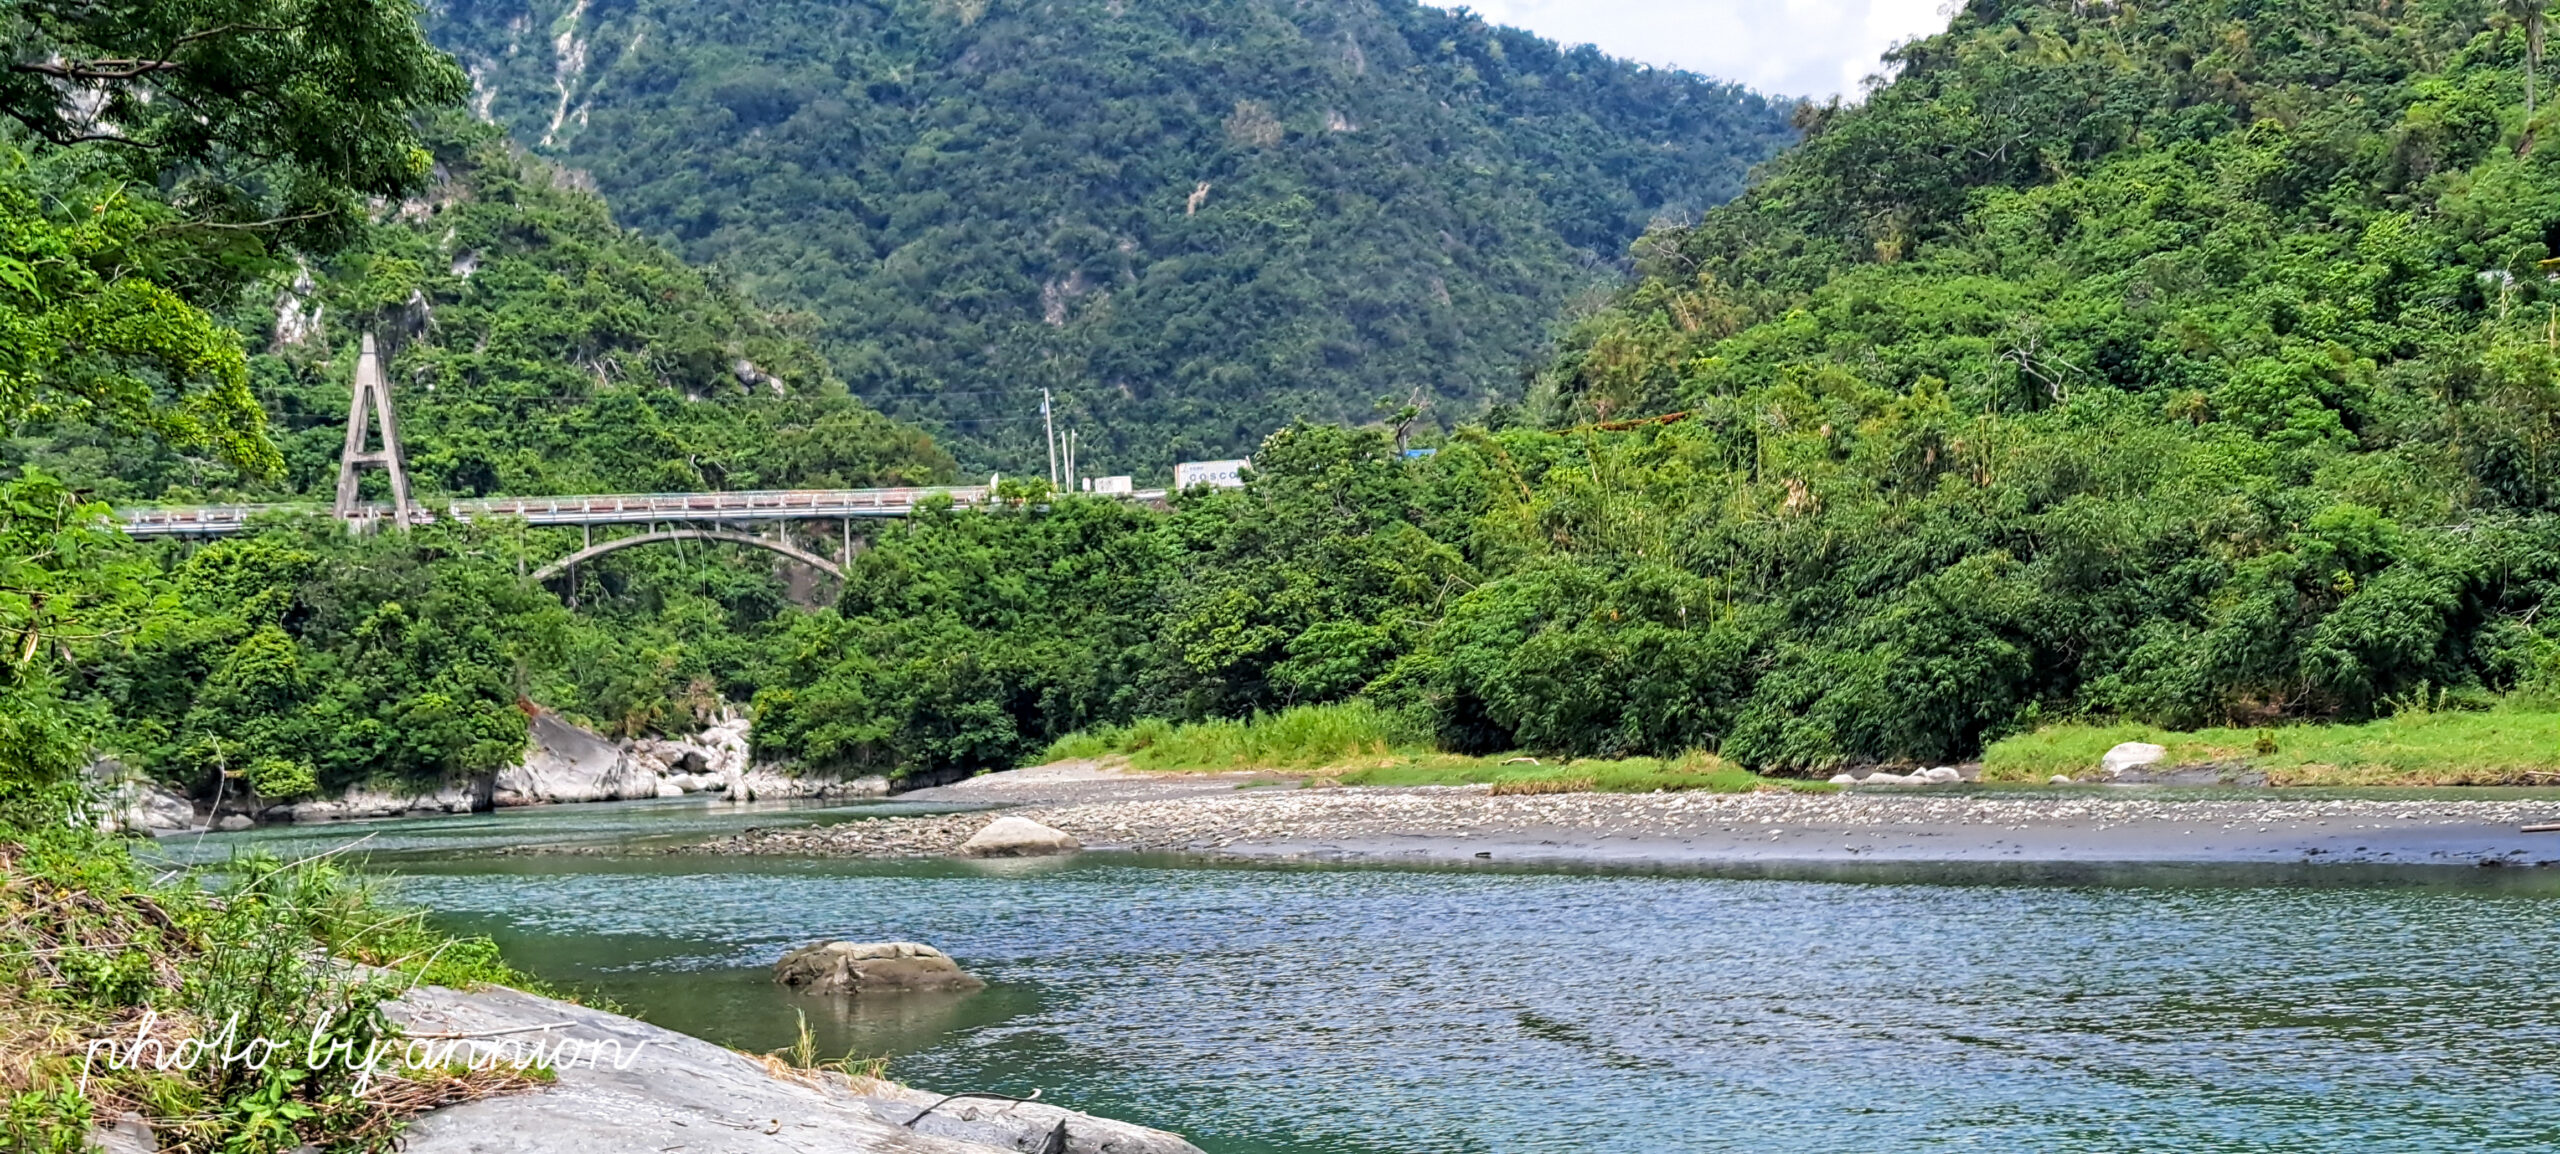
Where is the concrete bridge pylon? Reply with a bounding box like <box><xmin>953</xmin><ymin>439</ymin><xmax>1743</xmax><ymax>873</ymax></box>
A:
<box><xmin>333</xmin><ymin>333</ymin><xmax>418</xmax><ymax>531</ymax></box>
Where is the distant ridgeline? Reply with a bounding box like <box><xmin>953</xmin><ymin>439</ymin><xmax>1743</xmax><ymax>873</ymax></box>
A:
<box><xmin>427</xmin><ymin>0</ymin><xmax>1796</xmax><ymax>473</ymax></box>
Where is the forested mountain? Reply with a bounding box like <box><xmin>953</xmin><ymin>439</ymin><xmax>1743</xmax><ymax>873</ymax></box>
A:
<box><xmin>427</xmin><ymin>0</ymin><xmax>1795</xmax><ymax>473</ymax></box>
<box><xmin>745</xmin><ymin>0</ymin><xmax>2560</xmax><ymax>777</ymax></box>
<box><xmin>7</xmin><ymin>114</ymin><xmax>953</xmax><ymax>503</ymax></box>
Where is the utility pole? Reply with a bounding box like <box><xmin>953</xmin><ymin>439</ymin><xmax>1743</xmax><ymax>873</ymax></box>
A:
<box><xmin>334</xmin><ymin>332</ymin><xmax>418</xmax><ymax>531</ymax></box>
<box><xmin>1043</xmin><ymin>388</ymin><xmax>1058</xmax><ymax>489</ymax></box>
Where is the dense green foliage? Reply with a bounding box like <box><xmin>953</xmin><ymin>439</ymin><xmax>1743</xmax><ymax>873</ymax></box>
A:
<box><xmin>36</xmin><ymin>0</ymin><xmax>2560</xmax><ymax>794</ymax></box>
<box><xmin>429</xmin><ymin>0</ymin><xmax>1794</xmax><ymax>471</ymax></box>
<box><xmin>0</xmin><ymin>472</ymin><xmax>142</xmax><ymax>824</ymax></box>
<box><xmin>82</xmin><ymin>523</ymin><xmax>571</xmax><ymax>800</ymax></box>
<box><xmin>12</xmin><ymin>115</ymin><xmax>953</xmax><ymax>503</ymax></box>
<box><xmin>750</xmin><ymin>0</ymin><xmax>2560</xmax><ymax>777</ymax></box>
<box><xmin>8</xmin><ymin>114</ymin><xmax>959</xmax><ymax>775</ymax></box>
<box><xmin>1509</xmin><ymin>0</ymin><xmax>2560</xmax><ymax>767</ymax></box>
<box><xmin>4</xmin><ymin>0</ymin><xmax>468</xmax><ymax>807</ymax></box>
<box><xmin>3</xmin><ymin>6</ymin><xmax>540</xmax><ymax>1152</ymax></box>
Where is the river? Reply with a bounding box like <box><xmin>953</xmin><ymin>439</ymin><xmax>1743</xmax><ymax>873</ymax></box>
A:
<box><xmin>175</xmin><ymin>796</ymin><xmax>2560</xmax><ymax>1153</ymax></box>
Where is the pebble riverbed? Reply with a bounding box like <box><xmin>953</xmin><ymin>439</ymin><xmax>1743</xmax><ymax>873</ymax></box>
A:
<box><xmin>680</xmin><ymin>785</ymin><xmax>2560</xmax><ymax>860</ymax></box>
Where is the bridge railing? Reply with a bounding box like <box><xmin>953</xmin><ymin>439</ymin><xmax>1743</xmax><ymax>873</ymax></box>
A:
<box><xmin>118</xmin><ymin>504</ymin><xmax>312</xmax><ymax>537</ymax></box>
<box><xmin>436</xmin><ymin>487</ymin><xmax>999</xmax><ymax>524</ymax></box>
<box><xmin>112</xmin><ymin>485</ymin><xmax>1197</xmax><ymax>537</ymax></box>
<box><xmin>113</xmin><ymin>493</ymin><xmax>968</xmax><ymax>536</ymax></box>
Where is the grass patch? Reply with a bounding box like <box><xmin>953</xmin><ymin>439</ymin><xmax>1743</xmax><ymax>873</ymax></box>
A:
<box><xmin>1982</xmin><ymin>700</ymin><xmax>2560</xmax><ymax>785</ymax></box>
<box><xmin>1043</xmin><ymin>707</ymin><xmax>1827</xmax><ymax>794</ymax></box>
<box><xmin>2</xmin><ymin>826</ymin><xmax>543</xmax><ymax>1153</ymax></box>
<box><xmin>1337</xmin><ymin>751</ymin><xmax>1819</xmax><ymax>794</ymax></box>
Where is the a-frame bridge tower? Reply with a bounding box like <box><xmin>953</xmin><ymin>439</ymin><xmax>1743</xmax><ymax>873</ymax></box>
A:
<box><xmin>334</xmin><ymin>333</ymin><xmax>418</xmax><ymax>531</ymax></box>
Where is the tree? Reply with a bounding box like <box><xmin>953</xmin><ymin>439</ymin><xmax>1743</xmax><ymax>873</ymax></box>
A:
<box><xmin>0</xmin><ymin>469</ymin><xmax>144</xmax><ymax>820</ymax></box>
<box><xmin>0</xmin><ymin>0</ymin><xmax>471</xmax><ymax>815</ymax></box>
<box><xmin>2507</xmin><ymin>0</ymin><xmax>2549</xmax><ymax>121</ymax></box>
<box><xmin>0</xmin><ymin>152</ymin><xmax>280</xmax><ymax>477</ymax></box>
<box><xmin>2</xmin><ymin>0</ymin><xmax>467</xmax><ymax>218</ymax></box>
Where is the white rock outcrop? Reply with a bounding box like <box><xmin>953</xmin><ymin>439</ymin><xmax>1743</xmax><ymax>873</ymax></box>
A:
<box><xmin>1830</xmin><ymin>767</ymin><xmax>1963</xmax><ymax>787</ymax></box>
<box><xmin>625</xmin><ymin>713</ymin><xmax>892</xmax><ymax>801</ymax></box>
<box><xmin>239</xmin><ymin>710</ymin><xmax>900</xmax><ymax>821</ymax></box>
<box><xmin>284</xmin><ymin>779</ymin><xmax>489</xmax><ymax>823</ymax></box>
<box><xmin>720</xmin><ymin>768</ymin><xmax>892</xmax><ymax>803</ymax></box>
<box><xmin>494</xmin><ymin>712</ymin><xmax>659</xmax><ymax>806</ymax></box>
<box><xmin>624</xmin><ymin>713</ymin><xmax>753</xmax><ymax>782</ymax></box>
<box><xmin>89</xmin><ymin>760</ymin><xmax>197</xmax><ymax>835</ymax></box>
<box><xmin>957</xmin><ymin>816</ymin><xmax>1082</xmax><ymax>858</ymax></box>
<box><xmin>2101</xmin><ymin>742</ymin><xmax>2170</xmax><ymax>777</ymax></box>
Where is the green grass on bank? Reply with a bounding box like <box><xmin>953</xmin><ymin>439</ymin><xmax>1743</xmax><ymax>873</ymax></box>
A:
<box><xmin>2</xmin><ymin>826</ymin><xmax>543</xmax><ymax>1152</ymax></box>
<box><xmin>1044</xmin><ymin>701</ymin><xmax>1429</xmax><ymax>770</ymax></box>
<box><xmin>1041</xmin><ymin>703</ymin><xmax>1826</xmax><ymax>794</ymax></box>
<box><xmin>1332</xmin><ymin>752</ymin><xmax>1808</xmax><ymax>795</ymax></box>
<box><xmin>1982</xmin><ymin>699</ymin><xmax>2560</xmax><ymax>785</ymax></box>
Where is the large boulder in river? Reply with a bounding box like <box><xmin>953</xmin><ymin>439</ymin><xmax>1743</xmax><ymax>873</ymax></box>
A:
<box><xmin>2101</xmin><ymin>741</ymin><xmax>2170</xmax><ymax>777</ymax></box>
<box><xmin>958</xmin><ymin>815</ymin><xmax>1081</xmax><ymax>858</ymax></box>
<box><xmin>773</xmin><ymin>941</ymin><xmax>985</xmax><ymax>996</ymax></box>
<box><xmin>493</xmin><ymin>712</ymin><xmax>657</xmax><ymax>806</ymax></box>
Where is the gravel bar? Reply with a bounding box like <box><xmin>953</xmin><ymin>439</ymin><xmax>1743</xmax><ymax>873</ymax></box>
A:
<box><xmin>688</xmin><ymin>776</ymin><xmax>2560</xmax><ymax>868</ymax></box>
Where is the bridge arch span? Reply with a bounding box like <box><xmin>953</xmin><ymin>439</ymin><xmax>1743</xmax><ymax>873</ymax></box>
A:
<box><xmin>531</xmin><ymin>529</ymin><xmax>843</xmax><ymax>582</ymax></box>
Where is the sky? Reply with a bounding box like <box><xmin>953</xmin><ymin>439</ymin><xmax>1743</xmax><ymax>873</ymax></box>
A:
<box><xmin>1454</xmin><ymin>0</ymin><xmax>1956</xmax><ymax>100</ymax></box>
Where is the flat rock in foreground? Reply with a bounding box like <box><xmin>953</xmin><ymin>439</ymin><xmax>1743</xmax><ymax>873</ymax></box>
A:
<box><xmin>775</xmin><ymin>941</ymin><xmax>986</xmax><ymax>995</ymax></box>
<box><xmin>390</xmin><ymin>984</ymin><xmax>1200</xmax><ymax>1153</ymax></box>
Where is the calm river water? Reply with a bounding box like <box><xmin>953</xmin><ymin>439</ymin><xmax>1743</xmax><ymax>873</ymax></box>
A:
<box><xmin>185</xmin><ymin>798</ymin><xmax>2560</xmax><ymax>1153</ymax></box>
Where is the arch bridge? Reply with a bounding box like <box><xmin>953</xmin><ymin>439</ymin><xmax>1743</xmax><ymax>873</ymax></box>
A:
<box><xmin>528</xmin><ymin>528</ymin><xmax>843</xmax><ymax>582</ymax></box>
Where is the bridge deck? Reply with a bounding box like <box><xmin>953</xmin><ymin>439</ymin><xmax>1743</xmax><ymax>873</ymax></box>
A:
<box><xmin>114</xmin><ymin>486</ymin><xmax>1166</xmax><ymax>538</ymax></box>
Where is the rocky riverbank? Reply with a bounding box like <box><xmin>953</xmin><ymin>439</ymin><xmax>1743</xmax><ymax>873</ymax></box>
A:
<box><xmin>97</xmin><ymin>711</ymin><xmax>884</xmax><ymax>834</ymax></box>
<box><xmin>382</xmin><ymin>982</ymin><xmax>1202</xmax><ymax>1154</ymax></box>
<box><xmin>686</xmin><ymin>764</ymin><xmax>2560</xmax><ymax>869</ymax></box>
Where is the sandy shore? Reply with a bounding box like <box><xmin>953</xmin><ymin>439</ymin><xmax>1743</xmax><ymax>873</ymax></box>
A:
<box><xmin>684</xmin><ymin>764</ymin><xmax>2560</xmax><ymax>869</ymax></box>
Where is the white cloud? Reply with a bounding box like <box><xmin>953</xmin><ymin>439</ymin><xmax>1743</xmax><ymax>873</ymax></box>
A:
<box><xmin>1452</xmin><ymin>0</ymin><xmax>1955</xmax><ymax>99</ymax></box>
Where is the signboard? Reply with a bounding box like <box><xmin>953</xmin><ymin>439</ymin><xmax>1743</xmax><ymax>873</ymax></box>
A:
<box><xmin>1173</xmin><ymin>459</ymin><xmax>1250</xmax><ymax>489</ymax></box>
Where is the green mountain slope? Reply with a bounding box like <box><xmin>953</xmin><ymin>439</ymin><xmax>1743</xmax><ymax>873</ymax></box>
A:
<box><xmin>747</xmin><ymin>0</ymin><xmax>2560</xmax><ymax>777</ymax></box>
<box><xmin>9</xmin><ymin>116</ymin><xmax>955</xmax><ymax>503</ymax></box>
<box><xmin>1500</xmin><ymin>0</ymin><xmax>2560</xmax><ymax>761</ymax></box>
<box><xmin>427</xmin><ymin>0</ymin><xmax>1794</xmax><ymax>473</ymax></box>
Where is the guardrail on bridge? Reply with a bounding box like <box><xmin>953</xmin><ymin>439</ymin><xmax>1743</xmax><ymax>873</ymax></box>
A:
<box><xmin>114</xmin><ymin>486</ymin><xmax>1168</xmax><ymax>538</ymax></box>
